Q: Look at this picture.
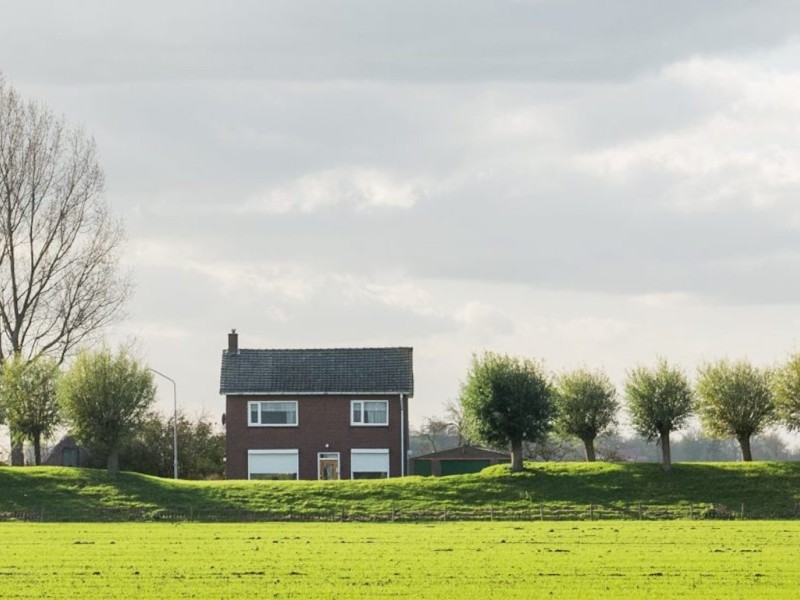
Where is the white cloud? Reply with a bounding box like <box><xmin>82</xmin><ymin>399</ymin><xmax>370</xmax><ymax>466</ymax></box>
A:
<box><xmin>126</xmin><ymin>239</ymin><xmax>318</xmax><ymax>301</ymax></box>
<box><xmin>361</xmin><ymin>282</ymin><xmax>439</xmax><ymax>317</ymax></box>
<box><xmin>456</xmin><ymin>301</ymin><xmax>516</xmax><ymax>337</ymax></box>
<box><xmin>243</xmin><ymin>167</ymin><xmax>424</xmax><ymax>214</ymax></box>
<box><xmin>552</xmin><ymin>317</ymin><xmax>633</xmax><ymax>345</ymax></box>
<box><xmin>115</xmin><ymin>322</ymin><xmax>193</xmax><ymax>341</ymax></box>
<box><xmin>630</xmin><ymin>292</ymin><xmax>699</xmax><ymax>308</ymax></box>
<box><xmin>576</xmin><ymin>55</ymin><xmax>800</xmax><ymax>214</ymax></box>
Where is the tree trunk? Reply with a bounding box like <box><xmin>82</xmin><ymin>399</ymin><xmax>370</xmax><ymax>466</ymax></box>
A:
<box><xmin>107</xmin><ymin>448</ymin><xmax>119</xmax><ymax>474</ymax></box>
<box><xmin>582</xmin><ymin>437</ymin><xmax>596</xmax><ymax>462</ymax></box>
<box><xmin>10</xmin><ymin>436</ymin><xmax>23</xmax><ymax>466</ymax></box>
<box><xmin>33</xmin><ymin>435</ymin><xmax>41</xmax><ymax>466</ymax></box>
<box><xmin>659</xmin><ymin>432</ymin><xmax>672</xmax><ymax>473</ymax></box>
<box><xmin>510</xmin><ymin>439</ymin><xmax>524</xmax><ymax>472</ymax></box>
<box><xmin>737</xmin><ymin>434</ymin><xmax>753</xmax><ymax>462</ymax></box>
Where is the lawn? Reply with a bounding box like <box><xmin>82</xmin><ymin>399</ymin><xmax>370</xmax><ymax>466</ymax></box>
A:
<box><xmin>0</xmin><ymin>521</ymin><xmax>798</xmax><ymax>598</ymax></box>
<box><xmin>2</xmin><ymin>462</ymin><xmax>800</xmax><ymax>521</ymax></box>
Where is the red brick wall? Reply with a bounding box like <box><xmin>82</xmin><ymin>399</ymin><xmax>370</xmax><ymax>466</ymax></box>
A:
<box><xmin>224</xmin><ymin>394</ymin><xmax>410</xmax><ymax>480</ymax></box>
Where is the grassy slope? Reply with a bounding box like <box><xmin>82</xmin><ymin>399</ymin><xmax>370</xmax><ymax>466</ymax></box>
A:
<box><xmin>1</xmin><ymin>462</ymin><xmax>799</xmax><ymax>520</ymax></box>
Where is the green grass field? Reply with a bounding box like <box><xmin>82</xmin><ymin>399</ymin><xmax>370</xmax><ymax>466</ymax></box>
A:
<box><xmin>2</xmin><ymin>462</ymin><xmax>800</xmax><ymax>521</ymax></box>
<box><xmin>0</xmin><ymin>521</ymin><xmax>798</xmax><ymax>598</ymax></box>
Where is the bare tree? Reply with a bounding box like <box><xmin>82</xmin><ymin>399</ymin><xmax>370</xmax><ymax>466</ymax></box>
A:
<box><xmin>444</xmin><ymin>398</ymin><xmax>469</xmax><ymax>446</ymax></box>
<box><xmin>418</xmin><ymin>416</ymin><xmax>453</xmax><ymax>454</ymax></box>
<box><xmin>0</xmin><ymin>75</ymin><xmax>130</xmax><ymax>464</ymax></box>
<box><xmin>523</xmin><ymin>436</ymin><xmax>583</xmax><ymax>462</ymax></box>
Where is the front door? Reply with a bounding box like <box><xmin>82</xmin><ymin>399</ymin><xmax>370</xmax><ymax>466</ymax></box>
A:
<box><xmin>318</xmin><ymin>452</ymin><xmax>340</xmax><ymax>480</ymax></box>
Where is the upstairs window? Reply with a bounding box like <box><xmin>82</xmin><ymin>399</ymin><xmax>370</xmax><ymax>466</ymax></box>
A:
<box><xmin>248</xmin><ymin>401</ymin><xmax>298</xmax><ymax>426</ymax></box>
<box><xmin>351</xmin><ymin>400</ymin><xmax>389</xmax><ymax>426</ymax></box>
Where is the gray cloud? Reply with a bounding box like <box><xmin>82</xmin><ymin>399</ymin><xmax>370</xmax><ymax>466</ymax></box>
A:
<box><xmin>2</xmin><ymin>1</ymin><xmax>799</xmax><ymax>84</ymax></box>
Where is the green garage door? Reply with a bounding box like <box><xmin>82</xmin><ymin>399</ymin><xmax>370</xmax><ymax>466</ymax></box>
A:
<box><xmin>440</xmin><ymin>459</ymin><xmax>491</xmax><ymax>476</ymax></box>
<box><xmin>413</xmin><ymin>460</ymin><xmax>432</xmax><ymax>476</ymax></box>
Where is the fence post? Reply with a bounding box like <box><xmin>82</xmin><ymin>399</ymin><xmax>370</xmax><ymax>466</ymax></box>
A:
<box><xmin>539</xmin><ymin>504</ymin><xmax>544</xmax><ymax>521</ymax></box>
<box><xmin>741</xmin><ymin>502</ymin><xmax>745</xmax><ymax>519</ymax></box>
<box><xmin>490</xmin><ymin>506</ymin><xmax>494</xmax><ymax>522</ymax></box>
<box><xmin>590</xmin><ymin>504</ymin><xmax>594</xmax><ymax>521</ymax></box>
<box><xmin>638</xmin><ymin>503</ymin><xmax>643</xmax><ymax>520</ymax></box>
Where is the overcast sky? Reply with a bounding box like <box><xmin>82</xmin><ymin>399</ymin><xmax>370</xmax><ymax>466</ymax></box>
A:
<box><xmin>2</xmin><ymin>1</ymin><xmax>800</xmax><ymax>429</ymax></box>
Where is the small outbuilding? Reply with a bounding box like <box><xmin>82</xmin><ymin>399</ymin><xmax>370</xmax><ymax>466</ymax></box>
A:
<box><xmin>411</xmin><ymin>445</ymin><xmax>510</xmax><ymax>476</ymax></box>
<box><xmin>44</xmin><ymin>435</ymin><xmax>90</xmax><ymax>468</ymax></box>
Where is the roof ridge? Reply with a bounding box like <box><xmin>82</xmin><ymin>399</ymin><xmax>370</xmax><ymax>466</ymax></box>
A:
<box><xmin>230</xmin><ymin>346</ymin><xmax>413</xmax><ymax>352</ymax></box>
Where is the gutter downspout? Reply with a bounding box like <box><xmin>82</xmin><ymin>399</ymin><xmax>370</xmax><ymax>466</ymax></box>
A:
<box><xmin>399</xmin><ymin>393</ymin><xmax>406</xmax><ymax>477</ymax></box>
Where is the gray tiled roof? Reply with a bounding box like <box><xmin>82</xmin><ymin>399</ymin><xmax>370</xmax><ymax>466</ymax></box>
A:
<box><xmin>219</xmin><ymin>347</ymin><xmax>413</xmax><ymax>396</ymax></box>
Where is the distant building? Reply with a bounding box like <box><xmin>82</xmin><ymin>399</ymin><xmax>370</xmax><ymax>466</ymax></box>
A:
<box><xmin>43</xmin><ymin>435</ymin><xmax>90</xmax><ymax>468</ymax></box>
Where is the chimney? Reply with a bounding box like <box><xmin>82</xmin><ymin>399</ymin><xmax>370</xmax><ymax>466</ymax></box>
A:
<box><xmin>228</xmin><ymin>329</ymin><xmax>238</xmax><ymax>354</ymax></box>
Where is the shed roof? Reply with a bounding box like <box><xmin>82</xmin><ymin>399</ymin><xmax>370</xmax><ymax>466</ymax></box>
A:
<box><xmin>219</xmin><ymin>347</ymin><xmax>414</xmax><ymax>396</ymax></box>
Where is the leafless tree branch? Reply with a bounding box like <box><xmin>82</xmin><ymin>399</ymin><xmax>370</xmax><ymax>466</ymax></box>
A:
<box><xmin>0</xmin><ymin>75</ymin><xmax>131</xmax><ymax>367</ymax></box>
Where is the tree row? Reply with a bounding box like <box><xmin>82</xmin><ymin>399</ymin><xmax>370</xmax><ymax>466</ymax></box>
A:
<box><xmin>458</xmin><ymin>352</ymin><xmax>800</xmax><ymax>472</ymax></box>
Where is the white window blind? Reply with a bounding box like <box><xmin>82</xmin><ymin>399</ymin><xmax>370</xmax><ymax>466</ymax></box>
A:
<box><xmin>351</xmin><ymin>449</ymin><xmax>389</xmax><ymax>479</ymax></box>
<box><xmin>248</xmin><ymin>450</ymin><xmax>299</xmax><ymax>480</ymax></box>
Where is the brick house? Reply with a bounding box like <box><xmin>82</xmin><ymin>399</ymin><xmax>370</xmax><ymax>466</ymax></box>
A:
<box><xmin>220</xmin><ymin>331</ymin><xmax>414</xmax><ymax>480</ymax></box>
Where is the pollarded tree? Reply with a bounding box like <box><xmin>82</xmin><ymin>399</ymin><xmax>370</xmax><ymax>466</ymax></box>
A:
<box><xmin>625</xmin><ymin>359</ymin><xmax>693</xmax><ymax>472</ymax></box>
<box><xmin>59</xmin><ymin>346</ymin><xmax>155</xmax><ymax>474</ymax></box>
<box><xmin>696</xmin><ymin>359</ymin><xmax>775</xmax><ymax>462</ymax></box>
<box><xmin>460</xmin><ymin>352</ymin><xmax>556</xmax><ymax>472</ymax></box>
<box><xmin>0</xmin><ymin>75</ymin><xmax>130</xmax><ymax>465</ymax></box>
<box><xmin>773</xmin><ymin>353</ymin><xmax>800</xmax><ymax>431</ymax></box>
<box><xmin>554</xmin><ymin>368</ymin><xmax>618</xmax><ymax>462</ymax></box>
<box><xmin>0</xmin><ymin>355</ymin><xmax>61</xmax><ymax>465</ymax></box>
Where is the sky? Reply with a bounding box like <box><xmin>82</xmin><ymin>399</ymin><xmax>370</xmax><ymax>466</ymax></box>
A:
<box><xmin>2</xmin><ymin>1</ymin><xmax>800</xmax><ymax>430</ymax></box>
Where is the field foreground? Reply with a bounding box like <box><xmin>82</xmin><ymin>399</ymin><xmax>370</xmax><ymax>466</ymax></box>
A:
<box><xmin>0</xmin><ymin>521</ymin><xmax>797</xmax><ymax>599</ymax></box>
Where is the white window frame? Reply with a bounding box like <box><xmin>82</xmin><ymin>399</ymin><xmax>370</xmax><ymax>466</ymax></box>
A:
<box><xmin>350</xmin><ymin>448</ymin><xmax>390</xmax><ymax>479</ymax></box>
<box><xmin>247</xmin><ymin>449</ymin><xmax>299</xmax><ymax>480</ymax></box>
<box><xmin>350</xmin><ymin>400</ymin><xmax>389</xmax><ymax>426</ymax></box>
<box><xmin>248</xmin><ymin>400</ymin><xmax>298</xmax><ymax>427</ymax></box>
